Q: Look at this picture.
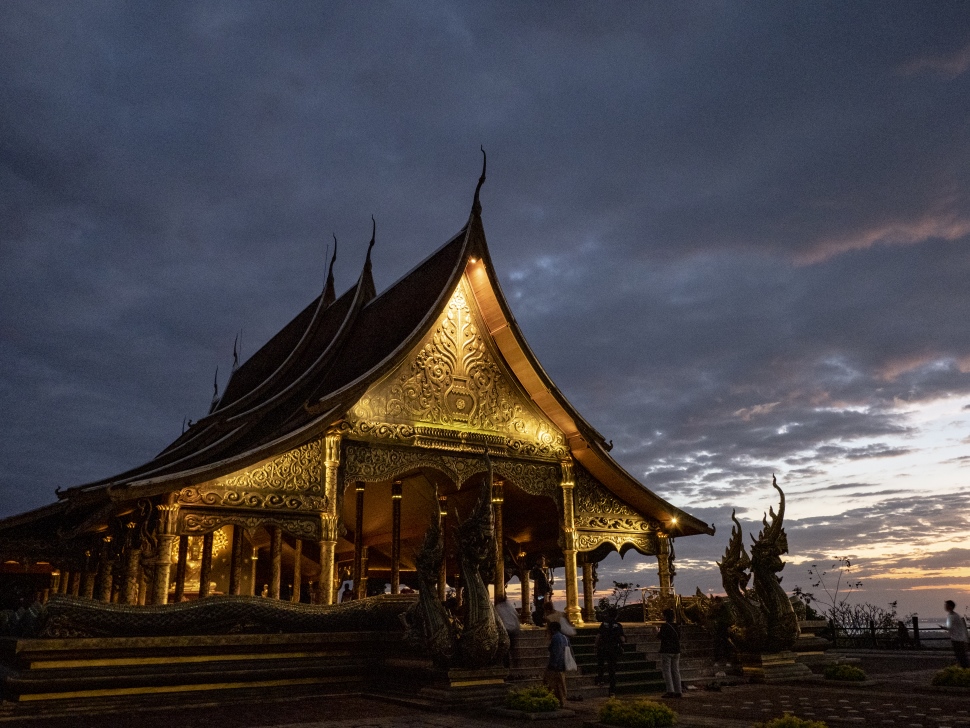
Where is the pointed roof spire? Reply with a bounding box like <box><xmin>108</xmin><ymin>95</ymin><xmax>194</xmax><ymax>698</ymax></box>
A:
<box><xmin>232</xmin><ymin>333</ymin><xmax>240</xmax><ymax>373</ymax></box>
<box><xmin>361</xmin><ymin>215</ymin><xmax>377</xmax><ymax>302</ymax></box>
<box><xmin>323</xmin><ymin>233</ymin><xmax>337</xmax><ymax>307</ymax></box>
<box><xmin>209</xmin><ymin>366</ymin><xmax>220</xmax><ymax>411</ymax></box>
<box><xmin>472</xmin><ymin>146</ymin><xmax>486</xmax><ymax>217</ymax></box>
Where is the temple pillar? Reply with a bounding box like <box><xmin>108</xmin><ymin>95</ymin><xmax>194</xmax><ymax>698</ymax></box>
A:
<box><xmin>657</xmin><ymin>533</ymin><xmax>672</xmax><ymax>596</ymax></box>
<box><xmin>317</xmin><ymin>431</ymin><xmax>341</xmax><ymax>605</ymax></box>
<box><xmin>250</xmin><ymin>544</ymin><xmax>259</xmax><ymax>596</ymax></box>
<box><xmin>173</xmin><ymin>535</ymin><xmax>189</xmax><ymax>602</ymax></box>
<box><xmin>81</xmin><ymin>550</ymin><xmax>96</xmax><ymax>599</ymax></box>
<box><xmin>360</xmin><ymin>546</ymin><xmax>369</xmax><ymax>597</ymax></box>
<box><xmin>57</xmin><ymin>570</ymin><xmax>69</xmax><ymax>594</ymax></box>
<box><xmin>560</xmin><ymin>459</ymin><xmax>583</xmax><ymax>625</ymax></box>
<box><xmin>69</xmin><ymin>570</ymin><xmax>80</xmax><ymax>597</ymax></box>
<box><xmin>353</xmin><ymin>481</ymin><xmax>366</xmax><ymax>599</ymax></box>
<box><xmin>122</xmin><ymin>522</ymin><xmax>142</xmax><ymax>605</ymax></box>
<box><xmin>96</xmin><ymin>536</ymin><xmax>113</xmax><ymax>602</ymax></box>
<box><xmin>493</xmin><ymin>480</ymin><xmax>505</xmax><ymax>602</ymax></box>
<box><xmin>290</xmin><ymin>539</ymin><xmax>302</xmax><ymax>602</ymax></box>
<box><xmin>438</xmin><ymin>495</ymin><xmax>448</xmax><ymax>601</ymax></box>
<box><xmin>229</xmin><ymin>526</ymin><xmax>244</xmax><ymax>596</ymax></box>
<box><xmin>152</xmin><ymin>503</ymin><xmax>179</xmax><ymax>604</ymax></box>
<box><xmin>198</xmin><ymin>532</ymin><xmax>214</xmax><ymax>599</ymax></box>
<box><xmin>582</xmin><ymin>557</ymin><xmax>596</xmax><ymax>622</ymax></box>
<box><xmin>519</xmin><ymin>565</ymin><xmax>531</xmax><ymax>623</ymax></box>
<box><xmin>269</xmin><ymin>526</ymin><xmax>282</xmax><ymax>599</ymax></box>
<box><xmin>391</xmin><ymin>480</ymin><xmax>402</xmax><ymax>594</ymax></box>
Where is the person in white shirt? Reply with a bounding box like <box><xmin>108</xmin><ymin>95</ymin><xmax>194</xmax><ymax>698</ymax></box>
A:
<box><xmin>943</xmin><ymin>600</ymin><xmax>969</xmax><ymax>668</ymax></box>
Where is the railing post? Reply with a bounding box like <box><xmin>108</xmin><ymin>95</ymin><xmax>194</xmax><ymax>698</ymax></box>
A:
<box><xmin>912</xmin><ymin>615</ymin><xmax>921</xmax><ymax>650</ymax></box>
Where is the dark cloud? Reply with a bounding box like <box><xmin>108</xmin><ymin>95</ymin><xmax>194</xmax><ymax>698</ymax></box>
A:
<box><xmin>1</xmin><ymin>4</ymin><xmax>969</xmax><ymax>615</ymax></box>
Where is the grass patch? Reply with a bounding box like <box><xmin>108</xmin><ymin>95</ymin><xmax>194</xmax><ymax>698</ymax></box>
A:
<box><xmin>505</xmin><ymin>685</ymin><xmax>560</xmax><ymax>712</ymax></box>
<box><xmin>599</xmin><ymin>697</ymin><xmax>677</xmax><ymax>728</ymax></box>
<box><xmin>931</xmin><ymin>665</ymin><xmax>970</xmax><ymax>687</ymax></box>
<box><xmin>754</xmin><ymin>717</ymin><xmax>828</xmax><ymax>728</ymax></box>
<box><xmin>824</xmin><ymin>663</ymin><xmax>867</xmax><ymax>682</ymax></box>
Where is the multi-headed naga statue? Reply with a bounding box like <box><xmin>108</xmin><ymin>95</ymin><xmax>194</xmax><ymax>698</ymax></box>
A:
<box><xmin>717</xmin><ymin>476</ymin><xmax>799</xmax><ymax>654</ymax></box>
<box><xmin>402</xmin><ymin>456</ymin><xmax>509</xmax><ymax>669</ymax></box>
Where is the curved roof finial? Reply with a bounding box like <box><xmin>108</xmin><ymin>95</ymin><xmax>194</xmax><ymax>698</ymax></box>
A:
<box><xmin>365</xmin><ymin>215</ymin><xmax>376</xmax><ymax>267</ymax></box>
<box><xmin>472</xmin><ymin>146</ymin><xmax>486</xmax><ymax>216</ymax></box>
<box><xmin>323</xmin><ymin>234</ymin><xmax>338</xmax><ymax>307</ymax></box>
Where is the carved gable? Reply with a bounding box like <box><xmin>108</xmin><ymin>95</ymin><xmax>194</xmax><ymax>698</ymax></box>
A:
<box><xmin>346</xmin><ymin>277</ymin><xmax>568</xmax><ymax>460</ymax></box>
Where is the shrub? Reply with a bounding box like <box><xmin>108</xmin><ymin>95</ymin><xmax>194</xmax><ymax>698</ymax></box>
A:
<box><xmin>505</xmin><ymin>685</ymin><xmax>559</xmax><ymax>712</ymax></box>
<box><xmin>754</xmin><ymin>716</ymin><xmax>828</xmax><ymax>728</ymax></box>
<box><xmin>931</xmin><ymin>665</ymin><xmax>970</xmax><ymax>687</ymax></box>
<box><xmin>824</xmin><ymin>663</ymin><xmax>866</xmax><ymax>682</ymax></box>
<box><xmin>599</xmin><ymin>697</ymin><xmax>677</xmax><ymax>728</ymax></box>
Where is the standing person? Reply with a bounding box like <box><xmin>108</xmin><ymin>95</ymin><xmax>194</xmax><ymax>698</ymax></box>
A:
<box><xmin>595</xmin><ymin>606</ymin><xmax>626</xmax><ymax>696</ymax></box>
<box><xmin>656</xmin><ymin>608</ymin><xmax>682</xmax><ymax>698</ymax></box>
<box><xmin>531</xmin><ymin>556</ymin><xmax>554</xmax><ymax>625</ymax></box>
<box><xmin>943</xmin><ymin>600</ymin><xmax>969</xmax><ymax>668</ymax></box>
<box><xmin>544</xmin><ymin>620</ymin><xmax>569</xmax><ymax>707</ymax></box>
<box><xmin>495</xmin><ymin>594</ymin><xmax>521</xmax><ymax>668</ymax></box>
<box><xmin>339</xmin><ymin>583</ymin><xmax>354</xmax><ymax>602</ymax></box>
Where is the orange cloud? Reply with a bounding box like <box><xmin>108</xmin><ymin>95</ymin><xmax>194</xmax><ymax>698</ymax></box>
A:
<box><xmin>899</xmin><ymin>43</ymin><xmax>970</xmax><ymax>79</ymax></box>
<box><xmin>797</xmin><ymin>212</ymin><xmax>970</xmax><ymax>265</ymax></box>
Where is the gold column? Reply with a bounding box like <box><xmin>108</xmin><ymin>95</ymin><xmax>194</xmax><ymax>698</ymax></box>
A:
<box><xmin>198</xmin><ymin>532</ymin><xmax>214</xmax><ymax>599</ymax></box>
<box><xmin>152</xmin><ymin>503</ymin><xmax>179</xmax><ymax>605</ymax></box>
<box><xmin>582</xmin><ymin>558</ymin><xmax>595</xmax><ymax>622</ymax></box>
<box><xmin>360</xmin><ymin>546</ymin><xmax>369</xmax><ymax>598</ymax></box>
<box><xmin>96</xmin><ymin>536</ymin><xmax>113</xmax><ymax>602</ymax></box>
<box><xmin>269</xmin><ymin>526</ymin><xmax>282</xmax><ymax>599</ymax></box>
<box><xmin>560</xmin><ymin>458</ymin><xmax>582</xmax><ymax>625</ymax></box>
<box><xmin>438</xmin><ymin>495</ymin><xmax>448</xmax><ymax>601</ymax></box>
<box><xmin>69</xmin><ymin>570</ymin><xmax>81</xmax><ymax>597</ymax></box>
<box><xmin>520</xmin><ymin>565</ymin><xmax>531</xmax><ymax>623</ymax></box>
<box><xmin>250</xmin><ymin>545</ymin><xmax>259</xmax><ymax>596</ymax></box>
<box><xmin>57</xmin><ymin>570</ymin><xmax>69</xmax><ymax>594</ymax></box>
<box><xmin>658</xmin><ymin>533</ymin><xmax>672</xmax><ymax>596</ymax></box>
<box><xmin>122</xmin><ymin>522</ymin><xmax>141</xmax><ymax>605</ymax></box>
<box><xmin>173</xmin><ymin>536</ymin><xmax>189</xmax><ymax>602</ymax></box>
<box><xmin>81</xmin><ymin>550</ymin><xmax>96</xmax><ymax>599</ymax></box>
<box><xmin>318</xmin><ymin>432</ymin><xmax>341</xmax><ymax>605</ymax></box>
<box><xmin>290</xmin><ymin>539</ymin><xmax>302</xmax><ymax>602</ymax></box>
<box><xmin>353</xmin><ymin>481</ymin><xmax>366</xmax><ymax>599</ymax></box>
<box><xmin>493</xmin><ymin>480</ymin><xmax>505</xmax><ymax>602</ymax></box>
<box><xmin>229</xmin><ymin>526</ymin><xmax>244</xmax><ymax>596</ymax></box>
<box><xmin>391</xmin><ymin>480</ymin><xmax>402</xmax><ymax>594</ymax></box>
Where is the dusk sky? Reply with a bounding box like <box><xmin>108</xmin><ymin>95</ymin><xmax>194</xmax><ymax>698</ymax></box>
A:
<box><xmin>2</xmin><ymin>3</ymin><xmax>969</xmax><ymax>617</ymax></box>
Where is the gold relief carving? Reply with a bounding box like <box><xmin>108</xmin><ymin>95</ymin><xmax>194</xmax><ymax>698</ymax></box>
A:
<box><xmin>347</xmin><ymin>279</ymin><xmax>568</xmax><ymax>460</ymax></box>
<box><xmin>180</xmin><ymin>512</ymin><xmax>319</xmax><ymax>541</ymax></box>
<box><xmin>492</xmin><ymin>460</ymin><xmax>560</xmax><ymax>498</ymax></box>
<box><xmin>218</xmin><ymin>439</ymin><xmax>324</xmax><ymax>493</ymax></box>
<box><xmin>178</xmin><ymin>488</ymin><xmax>328</xmax><ymax>511</ymax></box>
<box><xmin>155</xmin><ymin>504</ymin><xmax>180</xmax><ymax>536</ymax></box>
<box><xmin>573</xmin><ymin>465</ymin><xmax>657</xmax><ymax>533</ymax></box>
<box><xmin>319</xmin><ymin>514</ymin><xmax>338</xmax><ymax>542</ymax></box>
<box><xmin>343</xmin><ymin>443</ymin><xmax>560</xmax><ymax>498</ymax></box>
<box><xmin>576</xmin><ymin>530</ymin><xmax>658</xmax><ymax>555</ymax></box>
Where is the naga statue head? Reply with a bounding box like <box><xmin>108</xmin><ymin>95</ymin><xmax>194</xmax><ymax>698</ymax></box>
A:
<box><xmin>750</xmin><ymin>476</ymin><xmax>788</xmax><ymax>576</ymax></box>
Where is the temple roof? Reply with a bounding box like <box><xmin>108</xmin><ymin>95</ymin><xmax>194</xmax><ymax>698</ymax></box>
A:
<box><xmin>7</xmin><ymin>174</ymin><xmax>714</xmax><ymax>540</ymax></box>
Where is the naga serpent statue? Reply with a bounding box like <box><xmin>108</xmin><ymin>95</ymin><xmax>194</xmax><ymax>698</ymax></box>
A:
<box><xmin>717</xmin><ymin>476</ymin><xmax>799</xmax><ymax>654</ymax></box>
<box><xmin>402</xmin><ymin>455</ymin><xmax>509</xmax><ymax>669</ymax></box>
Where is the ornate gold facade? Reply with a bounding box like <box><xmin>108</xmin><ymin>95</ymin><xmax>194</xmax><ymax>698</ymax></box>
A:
<box><xmin>346</xmin><ymin>279</ymin><xmax>568</xmax><ymax>461</ymax></box>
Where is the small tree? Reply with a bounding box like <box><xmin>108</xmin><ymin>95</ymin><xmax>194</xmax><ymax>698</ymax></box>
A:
<box><xmin>792</xmin><ymin>557</ymin><xmax>861</xmax><ymax>623</ymax></box>
<box><xmin>597</xmin><ymin>581</ymin><xmax>641</xmax><ymax>619</ymax></box>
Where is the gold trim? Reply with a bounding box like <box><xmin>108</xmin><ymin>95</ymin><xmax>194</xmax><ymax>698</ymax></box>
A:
<box><xmin>16</xmin><ymin>676</ymin><xmax>355</xmax><ymax>702</ymax></box>
<box><xmin>29</xmin><ymin>650</ymin><xmax>356</xmax><ymax>669</ymax></box>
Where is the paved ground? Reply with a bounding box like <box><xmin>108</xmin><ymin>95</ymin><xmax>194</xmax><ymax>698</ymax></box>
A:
<box><xmin>2</xmin><ymin>665</ymin><xmax>967</xmax><ymax>727</ymax></box>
